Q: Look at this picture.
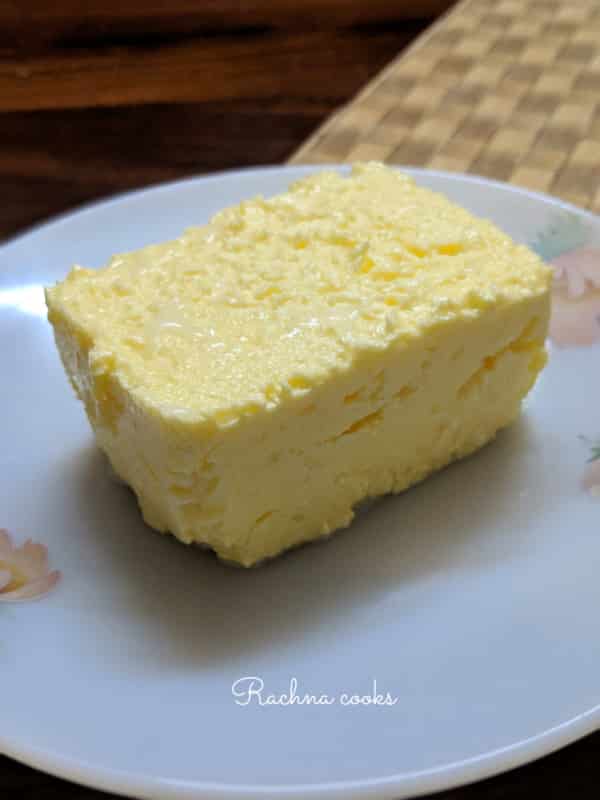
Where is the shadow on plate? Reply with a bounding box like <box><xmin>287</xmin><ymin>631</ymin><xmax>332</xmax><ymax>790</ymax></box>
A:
<box><xmin>61</xmin><ymin>415</ymin><xmax>552</xmax><ymax>672</ymax></box>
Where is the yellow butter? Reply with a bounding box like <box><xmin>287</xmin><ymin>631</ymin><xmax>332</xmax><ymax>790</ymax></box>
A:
<box><xmin>46</xmin><ymin>164</ymin><xmax>551</xmax><ymax>566</ymax></box>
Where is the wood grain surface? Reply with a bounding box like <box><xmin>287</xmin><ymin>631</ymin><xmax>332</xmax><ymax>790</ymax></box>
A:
<box><xmin>2</xmin><ymin>0</ymin><xmax>450</xmax><ymax>41</ymax></box>
<box><xmin>0</xmin><ymin>3</ymin><xmax>433</xmax><ymax>238</ymax></box>
<box><xmin>2</xmin><ymin>2</ymin><xmax>600</xmax><ymax>799</ymax></box>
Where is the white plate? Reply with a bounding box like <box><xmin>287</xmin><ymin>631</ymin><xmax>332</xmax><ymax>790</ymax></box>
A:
<box><xmin>1</xmin><ymin>166</ymin><xmax>600</xmax><ymax>800</ymax></box>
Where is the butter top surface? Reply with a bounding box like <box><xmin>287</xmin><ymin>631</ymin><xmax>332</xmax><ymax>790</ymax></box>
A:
<box><xmin>46</xmin><ymin>163</ymin><xmax>551</xmax><ymax>422</ymax></box>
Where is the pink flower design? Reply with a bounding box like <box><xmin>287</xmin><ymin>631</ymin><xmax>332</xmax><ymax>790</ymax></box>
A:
<box><xmin>0</xmin><ymin>529</ymin><xmax>61</xmax><ymax>602</ymax></box>
<box><xmin>583</xmin><ymin>459</ymin><xmax>600</xmax><ymax>497</ymax></box>
<box><xmin>550</xmin><ymin>248</ymin><xmax>600</xmax><ymax>347</ymax></box>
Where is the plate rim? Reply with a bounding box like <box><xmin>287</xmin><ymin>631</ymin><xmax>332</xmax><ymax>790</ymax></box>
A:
<box><xmin>2</xmin><ymin>703</ymin><xmax>599</xmax><ymax>799</ymax></box>
<box><xmin>2</xmin><ymin>163</ymin><xmax>599</xmax><ymax>799</ymax></box>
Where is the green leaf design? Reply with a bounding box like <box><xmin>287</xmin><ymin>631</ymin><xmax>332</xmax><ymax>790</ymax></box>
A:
<box><xmin>589</xmin><ymin>445</ymin><xmax>600</xmax><ymax>463</ymax></box>
<box><xmin>530</xmin><ymin>212</ymin><xmax>590</xmax><ymax>261</ymax></box>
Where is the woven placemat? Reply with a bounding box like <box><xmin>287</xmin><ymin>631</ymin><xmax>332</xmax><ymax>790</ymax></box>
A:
<box><xmin>289</xmin><ymin>0</ymin><xmax>600</xmax><ymax>213</ymax></box>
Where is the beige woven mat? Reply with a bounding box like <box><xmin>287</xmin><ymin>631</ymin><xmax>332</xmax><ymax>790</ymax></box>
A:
<box><xmin>289</xmin><ymin>0</ymin><xmax>600</xmax><ymax>213</ymax></box>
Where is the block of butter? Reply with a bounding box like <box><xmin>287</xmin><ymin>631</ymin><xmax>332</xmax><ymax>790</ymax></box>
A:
<box><xmin>46</xmin><ymin>164</ymin><xmax>551</xmax><ymax>566</ymax></box>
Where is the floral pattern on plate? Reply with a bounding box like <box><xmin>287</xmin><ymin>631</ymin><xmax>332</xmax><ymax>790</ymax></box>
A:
<box><xmin>531</xmin><ymin>215</ymin><xmax>600</xmax><ymax>497</ymax></box>
<box><xmin>581</xmin><ymin>440</ymin><xmax>600</xmax><ymax>498</ymax></box>
<box><xmin>530</xmin><ymin>212</ymin><xmax>600</xmax><ymax>347</ymax></box>
<box><xmin>0</xmin><ymin>529</ymin><xmax>61</xmax><ymax>602</ymax></box>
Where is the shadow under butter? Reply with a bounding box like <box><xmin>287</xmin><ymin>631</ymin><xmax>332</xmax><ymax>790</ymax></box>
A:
<box><xmin>68</xmin><ymin>413</ymin><xmax>552</xmax><ymax>672</ymax></box>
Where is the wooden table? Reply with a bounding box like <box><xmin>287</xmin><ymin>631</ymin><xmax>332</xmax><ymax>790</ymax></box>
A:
<box><xmin>0</xmin><ymin>1</ymin><xmax>442</xmax><ymax>240</ymax></box>
<box><xmin>1</xmin><ymin>2</ymin><xmax>599</xmax><ymax>797</ymax></box>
